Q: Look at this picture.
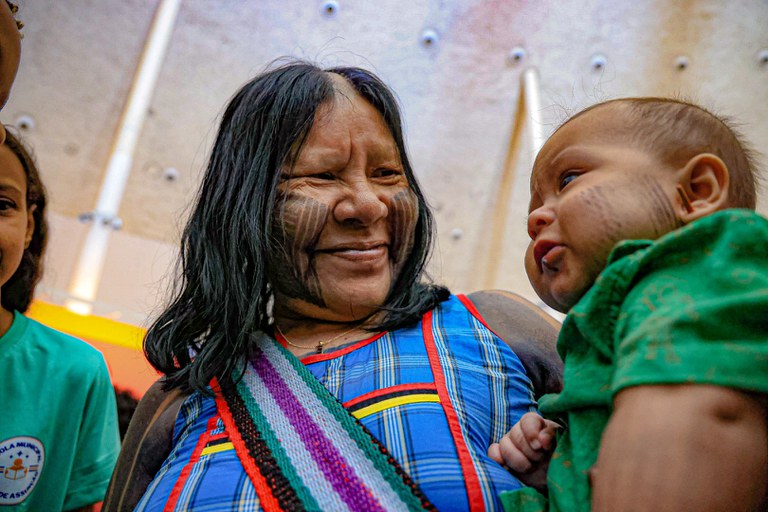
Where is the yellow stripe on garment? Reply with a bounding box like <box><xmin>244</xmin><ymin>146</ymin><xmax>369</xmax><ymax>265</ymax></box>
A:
<box><xmin>201</xmin><ymin>441</ymin><xmax>234</xmax><ymax>456</ymax></box>
<box><xmin>351</xmin><ymin>394</ymin><xmax>440</xmax><ymax>420</ymax></box>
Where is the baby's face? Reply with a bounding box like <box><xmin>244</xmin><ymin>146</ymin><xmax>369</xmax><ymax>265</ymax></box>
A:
<box><xmin>525</xmin><ymin>106</ymin><xmax>682</xmax><ymax>312</ymax></box>
<box><xmin>0</xmin><ymin>2</ymin><xmax>21</xmax><ymax>144</ymax></box>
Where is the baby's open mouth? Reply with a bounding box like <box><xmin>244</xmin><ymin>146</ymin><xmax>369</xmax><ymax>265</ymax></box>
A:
<box><xmin>534</xmin><ymin>241</ymin><xmax>564</xmax><ymax>273</ymax></box>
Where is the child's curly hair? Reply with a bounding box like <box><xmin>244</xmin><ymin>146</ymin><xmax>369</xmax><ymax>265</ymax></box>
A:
<box><xmin>2</xmin><ymin>130</ymin><xmax>47</xmax><ymax>313</ymax></box>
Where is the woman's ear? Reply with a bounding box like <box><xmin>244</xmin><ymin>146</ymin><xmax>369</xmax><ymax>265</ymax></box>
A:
<box><xmin>675</xmin><ymin>153</ymin><xmax>729</xmax><ymax>224</ymax></box>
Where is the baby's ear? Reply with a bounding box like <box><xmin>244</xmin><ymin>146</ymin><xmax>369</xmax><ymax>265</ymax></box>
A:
<box><xmin>675</xmin><ymin>153</ymin><xmax>729</xmax><ymax>224</ymax></box>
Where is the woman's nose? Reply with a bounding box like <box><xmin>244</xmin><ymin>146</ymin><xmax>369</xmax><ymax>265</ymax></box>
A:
<box><xmin>527</xmin><ymin>206</ymin><xmax>555</xmax><ymax>239</ymax></box>
<box><xmin>333</xmin><ymin>179</ymin><xmax>388</xmax><ymax>227</ymax></box>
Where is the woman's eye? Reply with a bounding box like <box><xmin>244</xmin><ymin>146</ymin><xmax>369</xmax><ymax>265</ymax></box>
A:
<box><xmin>0</xmin><ymin>199</ymin><xmax>16</xmax><ymax>211</ymax></box>
<box><xmin>558</xmin><ymin>172</ymin><xmax>579</xmax><ymax>190</ymax></box>
<box><xmin>311</xmin><ymin>172</ymin><xmax>336</xmax><ymax>180</ymax></box>
<box><xmin>373</xmin><ymin>168</ymin><xmax>401</xmax><ymax>178</ymax></box>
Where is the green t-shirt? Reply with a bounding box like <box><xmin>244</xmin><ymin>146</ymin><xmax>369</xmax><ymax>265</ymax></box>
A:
<box><xmin>0</xmin><ymin>312</ymin><xmax>120</xmax><ymax>510</ymax></box>
<box><xmin>502</xmin><ymin>209</ymin><xmax>768</xmax><ymax>511</ymax></box>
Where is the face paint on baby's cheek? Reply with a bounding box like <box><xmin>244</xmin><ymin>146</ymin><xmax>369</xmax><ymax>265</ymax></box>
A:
<box><xmin>578</xmin><ymin>186</ymin><xmax>626</xmax><ymax>246</ymax></box>
<box><xmin>270</xmin><ymin>192</ymin><xmax>329</xmax><ymax>307</ymax></box>
<box><xmin>387</xmin><ymin>189</ymin><xmax>418</xmax><ymax>281</ymax></box>
<box><xmin>634</xmin><ymin>174</ymin><xmax>681</xmax><ymax>235</ymax></box>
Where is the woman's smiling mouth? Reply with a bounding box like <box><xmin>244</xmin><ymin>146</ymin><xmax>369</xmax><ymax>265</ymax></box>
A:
<box><xmin>315</xmin><ymin>242</ymin><xmax>389</xmax><ymax>262</ymax></box>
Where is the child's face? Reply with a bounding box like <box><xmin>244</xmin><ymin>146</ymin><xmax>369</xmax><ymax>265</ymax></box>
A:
<box><xmin>0</xmin><ymin>143</ymin><xmax>34</xmax><ymax>299</ymax></box>
<box><xmin>525</xmin><ymin>106</ymin><xmax>682</xmax><ymax>312</ymax></box>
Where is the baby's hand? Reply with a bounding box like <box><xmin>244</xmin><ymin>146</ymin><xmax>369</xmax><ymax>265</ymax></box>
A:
<box><xmin>488</xmin><ymin>412</ymin><xmax>560</xmax><ymax>490</ymax></box>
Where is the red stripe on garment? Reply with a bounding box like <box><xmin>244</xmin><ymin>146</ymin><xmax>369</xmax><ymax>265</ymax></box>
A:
<box><xmin>457</xmin><ymin>294</ymin><xmax>500</xmax><ymax>337</ymax></box>
<box><xmin>164</xmin><ymin>413</ymin><xmax>217</xmax><ymax>512</ymax></box>
<box><xmin>422</xmin><ymin>311</ymin><xmax>486</xmax><ymax>512</ymax></box>
<box><xmin>299</xmin><ymin>332</ymin><xmax>388</xmax><ymax>363</ymax></box>
<box><xmin>343</xmin><ymin>382</ymin><xmax>438</xmax><ymax>408</ymax></box>
<box><xmin>211</xmin><ymin>378</ymin><xmax>281</xmax><ymax>512</ymax></box>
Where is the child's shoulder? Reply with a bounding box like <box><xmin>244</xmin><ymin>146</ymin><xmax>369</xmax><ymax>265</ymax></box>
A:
<box><xmin>20</xmin><ymin>313</ymin><xmax>107</xmax><ymax>364</ymax></box>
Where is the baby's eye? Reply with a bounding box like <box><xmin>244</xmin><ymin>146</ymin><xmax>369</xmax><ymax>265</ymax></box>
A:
<box><xmin>558</xmin><ymin>171</ymin><xmax>580</xmax><ymax>190</ymax></box>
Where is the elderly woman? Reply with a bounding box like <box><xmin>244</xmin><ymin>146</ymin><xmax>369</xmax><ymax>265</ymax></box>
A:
<box><xmin>105</xmin><ymin>62</ymin><xmax>561</xmax><ymax>511</ymax></box>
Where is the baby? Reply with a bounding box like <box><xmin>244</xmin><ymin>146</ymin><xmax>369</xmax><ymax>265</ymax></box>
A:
<box><xmin>489</xmin><ymin>98</ymin><xmax>768</xmax><ymax>511</ymax></box>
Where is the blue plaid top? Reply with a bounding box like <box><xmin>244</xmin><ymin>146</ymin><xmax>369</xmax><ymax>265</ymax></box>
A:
<box><xmin>137</xmin><ymin>294</ymin><xmax>535</xmax><ymax>511</ymax></box>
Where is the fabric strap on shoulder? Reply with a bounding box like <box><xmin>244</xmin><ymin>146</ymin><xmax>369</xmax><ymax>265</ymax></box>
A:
<box><xmin>211</xmin><ymin>333</ymin><xmax>436</xmax><ymax>512</ymax></box>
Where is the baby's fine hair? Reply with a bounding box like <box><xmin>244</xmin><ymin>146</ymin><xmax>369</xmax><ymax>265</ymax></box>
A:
<box><xmin>2</xmin><ymin>130</ymin><xmax>47</xmax><ymax>313</ymax></box>
<box><xmin>572</xmin><ymin>98</ymin><xmax>760</xmax><ymax>210</ymax></box>
<box><xmin>5</xmin><ymin>1</ymin><xmax>23</xmax><ymax>32</ymax></box>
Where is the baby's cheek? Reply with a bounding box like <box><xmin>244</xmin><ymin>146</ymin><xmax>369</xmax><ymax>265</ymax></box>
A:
<box><xmin>388</xmin><ymin>190</ymin><xmax>418</xmax><ymax>275</ymax></box>
<box><xmin>570</xmin><ymin>186</ymin><xmax>626</xmax><ymax>249</ymax></box>
<box><xmin>524</xmin><ymin>244</ymin><xmax>538</xmax><ymax>281</ymax></box>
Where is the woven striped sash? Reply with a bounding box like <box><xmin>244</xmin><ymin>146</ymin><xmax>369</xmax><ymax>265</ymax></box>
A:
<box><xmin>211</xmin><ymin>334</ymin><xmax>436</xmax><ymax>511</ymax></box>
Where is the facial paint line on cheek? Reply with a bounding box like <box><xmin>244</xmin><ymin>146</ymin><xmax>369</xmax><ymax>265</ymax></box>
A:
<box><xmin>571</xmin><ymin>186</ymin><xmax>632</xmax><ymax>295</ymax></box>
<box><xmin>636</xmin><ymin>175</ymin><xmax>681</xmax><ymax>236</ymax></box>
<box><xmin>388</xmin><ymin>190</ymin><xmax>418</xmax><ymax>278</ymax></box>
<box><xmin>302</xmin><ymin>199</ymin><xmax>326</xmax><ymax>301</ymax></box>
<box><xmin>578</xmin><ymin>186</ymin><xmax>625</xmax><ymax>249</ymax></box>
<box><xmin>272</xmin><ymin>194</ymin><xmax>329</xmax><ymax>307</ymax></box>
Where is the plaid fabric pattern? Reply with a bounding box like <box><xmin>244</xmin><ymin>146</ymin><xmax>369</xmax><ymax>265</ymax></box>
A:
<box><xmin>135</xmin><ymin>295</ymin><xmax>535</xmax><ymax>511</ymax></box>
<box><xmin>213</xmin><ymin>337</ymin><xmax>436</xmax><ymax>511</ymax></box>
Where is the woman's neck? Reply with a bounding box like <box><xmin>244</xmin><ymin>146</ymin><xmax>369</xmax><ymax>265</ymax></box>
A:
<box><xmin>273</xmin><ymin>314</ymin><xmax>381</xmax><ymax>357</ymax></box>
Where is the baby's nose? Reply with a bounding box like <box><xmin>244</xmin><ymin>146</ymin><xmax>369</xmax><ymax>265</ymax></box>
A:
<box><xmin>527</xmin><ymin>207</ymin><xmax>555</xmax><ymax>239</ymax></box>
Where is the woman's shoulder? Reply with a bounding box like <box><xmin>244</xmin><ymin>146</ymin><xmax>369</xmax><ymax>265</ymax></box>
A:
<box><xmin>103</xmin><ymin>379</ymin><xmax>189</xmax><ymax>512</ymax></box>
<box><xmin>464</xmin><ymin>291</ymin><xmax>559</xmax><ymax>340</ymax></box>
<box><xmin>130</xmin><ymin>380</ymin><xmax>189</xmax><ymax>448</ymax></box>
<box><xmin>465</xmin><ymin>290</ymin><xmax>563</xmax><ymax>398</ymax></box>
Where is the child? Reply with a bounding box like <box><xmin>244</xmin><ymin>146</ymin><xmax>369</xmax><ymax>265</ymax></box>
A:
<box><xmin>0</xmin><ymin>131</ymin><xmax>120</xmax><ymax>510</ymax></box>
<box><xmin>488</xmin><ymin>98</ymin><xmax>768</xmax><ymax>511</ymax></box>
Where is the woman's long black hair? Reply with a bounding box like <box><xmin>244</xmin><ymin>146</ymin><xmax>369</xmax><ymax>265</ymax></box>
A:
<box><xmin>145</xmin><ymin>61</ymin><xmax>449</xmax><ymax>393</ymax></box>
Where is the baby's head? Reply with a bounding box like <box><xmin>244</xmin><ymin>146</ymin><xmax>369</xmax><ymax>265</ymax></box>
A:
<box><xmin>0</xmin><ymin>0</ymin><xmax>22</xmax><ymax>112</ymax></box>
<box><xmin>0</xmin><ymin>130</ymin><xmax>47</xmax><ymax>313</ymax></box>
<box><xmin>525</xmin><ymin>98</ymin><xmax>759</xmax><ymax>313</ymax></box>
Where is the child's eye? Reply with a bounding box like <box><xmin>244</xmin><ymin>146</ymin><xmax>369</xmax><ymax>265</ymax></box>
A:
<box><xmin>0</xmin><ymin>199</ymin><xmax>17</xmax><ymax>211</ymax></box>
<box><xmin>558</xmin><ymin>171</ymin><xmax>580</xmax><ymax>190</ymax></box>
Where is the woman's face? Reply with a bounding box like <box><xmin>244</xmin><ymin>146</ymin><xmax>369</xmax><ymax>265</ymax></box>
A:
<box><xmin>270</xmin><ymin>77</ymin><xmax>418</xmax><ymax>323</ymax></box>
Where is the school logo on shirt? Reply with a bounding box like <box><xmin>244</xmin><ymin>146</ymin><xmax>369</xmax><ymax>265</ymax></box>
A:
<box><xmin>0</xmin><ymin>436</ymin><xmax>45</xmax><ymax>505</ymax></box>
